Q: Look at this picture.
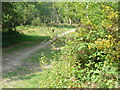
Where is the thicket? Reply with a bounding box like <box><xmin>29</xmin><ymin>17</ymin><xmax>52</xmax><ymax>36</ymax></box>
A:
<box><xmin>38</xmin><ymin>2</ymin><xmax>119</xmax><ymax>88</ymax></box>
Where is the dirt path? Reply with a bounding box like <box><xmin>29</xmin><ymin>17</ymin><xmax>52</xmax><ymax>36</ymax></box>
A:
<box><xmin>2</xmin><ymin>28</ymin><xmax>76</xmax><ymax>72</ymax></box>
<box><xmin>2</xmin><ymin>41</ymin><xmax>51</xmax><ymax>72</ymax></box>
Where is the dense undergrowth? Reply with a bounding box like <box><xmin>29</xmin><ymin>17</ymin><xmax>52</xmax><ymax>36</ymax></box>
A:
<box><xmin>38</xmin><ymin>2</ymin><xmax>119</xmax><ymax>88</ymax></box>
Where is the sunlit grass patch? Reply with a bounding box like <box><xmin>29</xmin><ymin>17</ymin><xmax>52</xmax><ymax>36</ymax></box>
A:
<box><xmin>3</xmin><ymin>25</ymin><xmax>73</xmax><ymax>48</ymax></box>
<box><xmin>17</xmin><ymin>25</ymin><xmax>72</xmax><ymax>36</ymax></box>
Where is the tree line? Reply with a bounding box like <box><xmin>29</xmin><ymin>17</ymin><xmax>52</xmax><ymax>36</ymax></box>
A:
<box><xmin>2</xmin><ymin>2</ymin><xmax>118</xmax><ymax>32</ymax></box>
<box><xmin>2</xmin><ymin>2</ymin><xmax>78</xmax><ymax>32</ymax></box>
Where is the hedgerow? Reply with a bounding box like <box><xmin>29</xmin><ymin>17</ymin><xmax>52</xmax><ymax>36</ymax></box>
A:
<box><xmin>39</xmin><ymin>2</ymin><xmax>119</xmax><ymax>88</ymax></box>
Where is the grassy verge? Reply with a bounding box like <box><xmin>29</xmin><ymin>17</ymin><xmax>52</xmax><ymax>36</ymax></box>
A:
<box><xmin>2</xmin><ymin>31</ymin><xmax>50</xmax><ymax>48</ymax></box>
<box><xmin>3</xmin><ymin>25</ymin><xmax>72</xmax><ymax>48</ymax></box>
<box><xmin>16</xmin><ymin>25</ymin><xmax>73</xmax><ymax>36</ymax></box>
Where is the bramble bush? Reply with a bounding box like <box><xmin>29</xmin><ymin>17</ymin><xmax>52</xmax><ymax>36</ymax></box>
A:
<box><xmin>39</xmin><ymin>2</ymin><xmax>119</xmax><ymax>88</ymax></box>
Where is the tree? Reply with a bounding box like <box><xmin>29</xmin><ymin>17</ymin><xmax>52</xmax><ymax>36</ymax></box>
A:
<box><xmin>2</xmin><ymin>2</ymin><xmax>18</xmax><ymax>31</ymax></box>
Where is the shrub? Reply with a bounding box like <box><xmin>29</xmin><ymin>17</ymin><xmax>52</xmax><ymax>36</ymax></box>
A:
<box><xmin>38</xmin><ymin>2</ymin><xmax>119</xmax><ymax>88</ymax></box>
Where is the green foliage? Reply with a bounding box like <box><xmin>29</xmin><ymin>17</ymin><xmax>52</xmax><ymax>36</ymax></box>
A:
<box><xmin>38</xmin><ymin>56</ymin><xmax>118</xmax><ymax>88</ymax></box>
<box><xmin>38</xmin><ymin>2</ymin><xmax>119</xmax><ymax>88</ymax></box>
<box><xmin>2</xmin><ymin>2</ymin><xmax>18</xmax><ymax>31</ymax></box>
<box><xmin>2</xmin><ymin>2</ymin><xmax>54</xmax><ymax>31</ymax></box>
<box><xmin>2</xmin><ymin>2</ymin><xmax>119</xmax><ymax>88</ymax></box>
<box><xmin>32</xmin><ymin>17</ymin><xmax>42</xmax><ymax>26</ymax></box>
<box><xmin>38</xmin><ymin>60</ymin><xmax>76</xmax><ymax>88</ymax></box>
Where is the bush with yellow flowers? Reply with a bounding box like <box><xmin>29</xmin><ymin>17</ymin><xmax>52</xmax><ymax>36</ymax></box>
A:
<box><xmin>88</xmin><ymin>35</ymin><xmax>119</xmax><ymax>63</ymax></box>
<box><xmin>38</xmin><ymin>2</ymin><xmax>119</xmax><ymax>88</ymax></box>
<box><xmin>59</xmin><ymin>2</ymin><xmax>119</xmax><ymax>87</ymax></box>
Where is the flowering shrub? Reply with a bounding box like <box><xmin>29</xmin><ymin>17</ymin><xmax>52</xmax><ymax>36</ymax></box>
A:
<box><xmin>39</xmin><ymin>2</ymin><xmax>119</xmax><ymax>88</ymax></box>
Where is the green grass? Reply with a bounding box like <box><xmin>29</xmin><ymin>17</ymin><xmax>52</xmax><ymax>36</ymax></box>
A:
<box><xmin>2</xmin><ymin>31</ymin><xmax>50</xmax><ymax>48</ymax></box>
<box><xmin>3</xmin><ymin>37</ymin><xmax>50</xmax><ymax>55</ymax></box>
<box><xmin>17</xmin><ymin>25</ymin><xmax>72</xmax><ymax>36</ymax></box>
<box><xmin>2</xmin><ymin>44</ymin><xmax>62</xmax><ymax>88</ymax></box>
<box><xmin>3</xmin><ymin>25</ymin><xmax>72</xmax><ymax>48</ymax></box>
<box><xmin>2</xmin><ymin>72</ymin><xmax>42</xmax><ymax>88</ymax></box>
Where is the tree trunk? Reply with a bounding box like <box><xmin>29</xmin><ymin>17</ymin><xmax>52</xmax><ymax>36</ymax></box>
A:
<box><xmin>69</xmin><ymin>18</ymin><xmax>72</xmax><ymax>25</ymax></box>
